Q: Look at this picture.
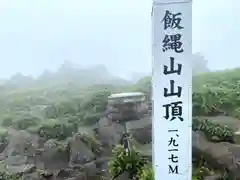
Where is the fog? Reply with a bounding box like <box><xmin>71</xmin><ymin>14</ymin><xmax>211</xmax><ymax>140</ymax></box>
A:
<box><xmin>0</xmin><ymin>1</ymin><xmax>239</xmax><ymax>179</ymax></box>
<box><xmin>0</xmin><ymin>0</ymin><xmax>238</xmax><ymax>79</ymax></box>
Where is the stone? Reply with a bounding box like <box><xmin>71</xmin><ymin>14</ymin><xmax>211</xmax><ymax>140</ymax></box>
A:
<box><xmin>6</xmin><ymin>164</ymin><xmax>35</xmax><ymax>174</ymax></box>
<box><xmin>69</xmin><ymin>134</ymin><xmax>95</xmax><ymax>165</ymax></box>
<box><xmin>192</xmin><ymin>131</ymin><xmax>240</xmax><ymax>179</ymax></box>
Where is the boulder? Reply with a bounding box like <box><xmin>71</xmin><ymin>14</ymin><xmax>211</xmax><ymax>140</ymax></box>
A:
<box><xmin>115</xmin><ymin>172</ymin><xmax>131</xmax><ymax>180</ymax></box>
<box><xmin>40</xmin><ymin>139</ymin><xmax>69</xmax><ymax>171</ymax></box>
<box><xmin>56</xmin><ymin>169</ymin><xmax>72</xmax><ymax>179</ymax></box>
<box><xmin>4</xmin><ymin>129</ymin><xmax>31</xmax><ymax>157</ymax></box>
<box><xmin>5</xmin><ymin>154</ymin><xmax>27</xmax><ymax>165</ymax></box>
<box><xmin>66</xmin><ymin>172</ymin><xmax>87</xmax><ymax>180</ymax></box>
<box><xmin>6</xmin><ymin>163</ymin><xmax>36</xmax><ymax>174</ymax></box>
<box><xmin>1</xmin><ymin>129</ymin><xmax>40</xmax><ymax>175</ymax></box>
<box><xmin>97</xmin><ymin>117</ymin><xmax>124</xmax><ymax>148</ymax></box>
<box><xmin>69</xmin><ymin>133</ymin><xmax>95</xmax><ymax>165</ymax></box>
<box><xmin>0</xmin><ymin>143</ymin><xmax>7</xmax><ymax>154</ymax></box>
<box><xmin>192</xmin><ymin>131</ymin><xmax>240</xmax><ymax>179</ymax></box>
<box><xmin>82</xmin><ymin>161</ymin><xmax>100</xmax><ymax>177</ymax></box>
<box><xmin>94</xmin><ymin>157</ymin><xmax>110</xmax><ymax>177</ymax></box>
<box><xmin>56</xmin><ymin>167</ymin><xmax>83</xmax><ymax>180</ymax></box>
<box><xmin>203</xmin><ymin>175</ymin><xmax>222</xmax><ymax>180</ymax></box>
<box><xmin>22</xmin><ymin>171</ymin><xmax>42</xmax><ymax>180</ymax></box>
<box><xmin>126</xmin><ymin>117</ymin><xmax>152</xmax><ymax>144</ymax></box>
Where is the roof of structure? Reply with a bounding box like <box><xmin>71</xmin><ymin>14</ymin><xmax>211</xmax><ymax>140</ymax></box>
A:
<box><xmin>108</xmin><ymin>92</ymin><xmax>145</xmax><ymax>99</ymax></box>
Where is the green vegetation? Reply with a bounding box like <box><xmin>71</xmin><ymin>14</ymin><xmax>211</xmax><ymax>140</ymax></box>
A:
<box><xmin>109</xmin><ymin>145</ymin><xmax>148</xmax><ymax>179</ymax></box>
<box><xmin>192</xmin><ymin>117</ymin><xmax>234</xmax><ymax>142</ymax></box>
<box><xmin>137</xmin><ymin>165</ymin><xmax>154</xmax><ymax>180</ymax></box>
<box><xmin>0</xmin><ymin>172</ymin><xmax>21</xmax><ymax>180</ymax></box>
<box><xmin>107</xmin><ymin>68</ymin><xmax>240</xmax><ymax>180</ymax></box>
<box><xmin>192</xmin><ymin>68</ymin><xmax>240</xmax><ymax>117</ymax></box>
<box><xmin>0</xmin><ymin>65</ymin><xmax>240</xmax><ymax>179</ymax></box>
<box><xmin>108</xmin><ymin>145</ymin><xmax>212</xmax><ymax>180</ymax></box>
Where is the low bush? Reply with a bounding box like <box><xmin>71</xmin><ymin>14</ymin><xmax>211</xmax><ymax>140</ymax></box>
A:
<box><xmin>192</xmin><ymin>117</ymin><xmax>234</xmax><ymax>142</ymax></box>
<box><xmin>27</xmin><ymin>119</ymin><xmax>77</xmax><ymax>140</ymax></box>
<box><xmin>108</xmin><ymin>145</ymin><xmax>148</xmax><ymax>179</ymax></box>
<box><xmin>137</xmin><ymin>165</ymin><xmax>154</xmax><ymax>180</ymax></box>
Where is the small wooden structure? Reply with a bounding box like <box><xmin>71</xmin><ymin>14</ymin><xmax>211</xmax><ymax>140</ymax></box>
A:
<box><xmin>108</xmin><ymin>92</ymin><xmax>145</xmax><ymax>104</ymax></box>
<box><xmin>107</xmin><ymin>92</ymin><xmax>147</xmax><ymax>121</ymax></box>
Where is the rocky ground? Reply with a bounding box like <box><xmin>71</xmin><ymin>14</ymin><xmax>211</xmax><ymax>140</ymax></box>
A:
<box><xmin>2</xmin><ymin>111</ymin><xmax>240</xmax><ymax>180</ymax></box>
<box><xmin>0</xmin><ymin>113</ymin><xmax>143</xmax><ymax>180</ymax></box>
<box><xmin>0</xmin><ymin>127</ymin><xmax>111</xmax><ymax>180</ymax></box>
<box><xmin>128</xmin><ymin>116</ymin><xmax>240</xmax><ymax>180</ymax></box>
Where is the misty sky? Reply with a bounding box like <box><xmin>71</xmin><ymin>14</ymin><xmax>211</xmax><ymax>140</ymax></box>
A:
<box><xmin>0</xmin><ymin>0</ymin><xmax>238</xmax><ymax>79</ymax></box>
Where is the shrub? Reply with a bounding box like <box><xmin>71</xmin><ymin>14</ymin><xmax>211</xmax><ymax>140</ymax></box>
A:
<box><xmin>192</xmin><ymin>117</ymin><xmax>234</xmax><ymax>142</ymax></box>
<box><xmin>0</xmin><ymin>127</ymin><xmax>8</xmax><ymax>143</ymax></box>
<box><xmin>1</xmin><ymin>115</ymin><xmax>13</xmax><ymax>127</ymax></box>
<box><xmin>82</xmin><ymin>111</ymin><xmax>102</xmax><ymax>125</ymax></box>
<box><xmin>12</xmin><ymin>116</ymin><xmax>40</xmax><ymax>130</ymax></box>
<box><xmin>31</xmin><ymin>119</ymin><xmax>77</xmax><ymax>140</ymax></box>
<box><xmin>78</xmin><ymin>133</ymin><xmax>102</xmax><ymax>155</ymax></box>
<box><xmin>137</xmin><ymin>165</ymin><xmax>154</xmax><ymax>180</ymax></box>
<box><xmin>108</xmin><ymin>145</ymin><xmax>148</xmax><ymax>179</ymax></box>
<box><xmin>0</xmin><ymin>172</ymin><xmax>21</xmax><ymax>180</ymax></box>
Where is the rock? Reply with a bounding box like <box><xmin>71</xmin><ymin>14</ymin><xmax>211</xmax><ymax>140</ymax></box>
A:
<box><xmin>192</xmin><ymin>131</ymin><xmax>240</xmax><ymax>179</ymax></box>
<box><xmin>6</xmin><ymin>163</ymin><xmax>35</xmax><ymax>174</ymax></box>
<box><xmin>94</xmin><ymin>157</ymin><xmax>110</xmax><ymax>177</ymax></box>
<box><xmin>87</xmin><ymin>175</ymin><xmax>105</xmax><ymax>180</ymax></box>
<box><xmin>22</xmin><ymin>171</ymin><xmax>41</xmax><ymax>180</ymax></box>
<box><xmin>82</xmin><ymin>161</ymin><xmax>100</xmax><ymax>177</ymax></box>
<box><xmin>0</xmin><ymin>143</ymin><xmax>7</xmax><ymax>154</ymax></box>
<box><xmin>56</xmin><ymin>169</ymin><xmax>72</xmax><ymax>179</ymax></box>
<box><xmin>126</xmin><ymin>117</ymin><xmax>151</xmax><ymax>144</ymax></box>
<box><xmin>211</xmin><ymin>136</ymin><xmax>221</xmax><ymax>142</ymax></box>
<box><xmin>56</xmin><ymin>167</ymin><xmax>82</xmax><ymax>179</ymax></box>
<box><xmin>3</xmin><ymin>129</ymin><xmax>41</xmax><ymax>171</ymax></box>
<box><xmin>203</xmin><ymin>175</ymin><xmax>222</xmax><ymax>180</ymax></box>
<box><xmin>40</xmin><ymin>171</ymin><xmax>56</xmax><ymax>180</ymax></box>
<box><xmin>4</xmin><ymin>135</ymin><xmax>38</xmax><ymax>175</ymax></box>
<box><xmin>131</xmin><ymin>125</ymin><xmax>151</xmax><ymax>144</ymax></box>
<box><xmin>66</xmin><ymin>172</ymin><xmax>87</xmax><ymax>180</ymax></box>
<box><xmin>0</xmin><ymin>155</ymin><xmax>5</xmax><ymax>161</ymax></box>
<box><xmin>234</xmin><ymin>131</ymin><xmax>240</xmax><ymax>144</ymax></box>
<box><xmin>69</xmin><ymin>133</ymin><xmax>95</xmax><ymax>165</ymax></box>
<box><xmin>41</xmin><ymin>139</ymin><xmax>69</xmax><ymax>171</ymax></box>
<box><xmin>97</xmin><ymin>117</ymin><xmax>124</xmax><ymax>148</ymax></box>
<box><xmin>66</xmin><ymin>178</ymin><xmax>83</xmax><ymax>180</ymax></box>
<box><xmin>115</xmin><ymin>172</ymin><xmax>131</xmax><ymax>180</ymax></box>
<box><xmin>3</xmin><ymin>129</ymin><xmax>29</xmax><ymax>157</ymax></box>
<box><xmin>5</xmin><ymin>154</ymin><xmax>27</xmax><ymax>165</ymax></box>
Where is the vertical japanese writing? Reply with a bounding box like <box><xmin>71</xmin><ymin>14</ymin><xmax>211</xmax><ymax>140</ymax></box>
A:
<box><xmin>161</xmin><ymin>9</ymin><xmax>184</xmax><ymax>175</ymax></box>
<box><xmin>162</xmin><ymin>10</ymin><xmax>183</xmax><ymax>30</ymax></box>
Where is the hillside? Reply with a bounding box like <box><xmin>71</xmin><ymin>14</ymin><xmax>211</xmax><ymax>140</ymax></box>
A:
<box><xmin>0</xmin><ymin>67</ymin><xmax>239</xmax><ymax>179</ymax></box>
<box><xmin>1</xmin><ymin>67</ymin><xmax>240</xmax><ymax>132</ymax></box>
<box><xmin>0</xmin><ymin>63</ymin><xmax>131</xmax><ymax>125</ymax></box>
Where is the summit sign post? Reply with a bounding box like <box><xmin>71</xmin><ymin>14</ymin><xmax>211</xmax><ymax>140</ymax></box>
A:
<box><xmin>152</xmin><ymin>0</ymin><xmax>192</xmax><ymax>179</ymax></box>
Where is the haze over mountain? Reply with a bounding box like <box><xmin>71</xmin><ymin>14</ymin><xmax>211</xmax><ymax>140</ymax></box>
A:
<box><xmin>0</xmin><ymin>52</ymin><xmax>209</xmax><ymax>90</ymax></box>
<box><xmin>0</xmin><ymin>0</ymin><xmax>238</xmax><ymax>79</ymax></box>
<box><xmin>1</xmin><ymin>61</ymin><xmax>131</xmax><ymax>88</ymax></box>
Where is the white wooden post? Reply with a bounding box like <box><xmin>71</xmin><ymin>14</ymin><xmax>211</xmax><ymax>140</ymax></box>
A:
<box><xmin>152</xmin><ymin>0</ymin><xmax>192</xmax><ymax>179</ymax></box>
